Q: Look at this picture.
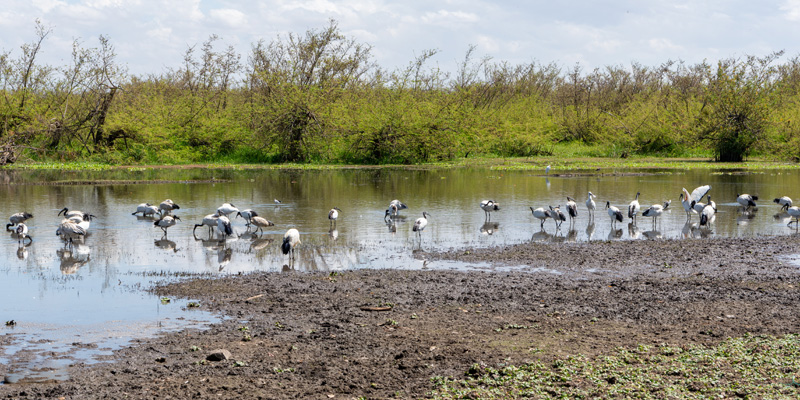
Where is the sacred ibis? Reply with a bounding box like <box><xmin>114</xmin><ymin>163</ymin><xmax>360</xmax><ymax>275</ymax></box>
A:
<box><xmin>15</xmin><ymin>223</ymin><xmax>32</xmax><ymax>245</ymax></box>
<box><xmin>250</xmin><ymin>216</ymin><xmax>275</xmax><ymax>235</ymax></box>
<box><xmin>281</xmin><ymin>228</ymin><xmax>301</xmax><ymax>258</ymax></box>
<box><xmin>737</xmin><ymin>193</ymin><xmax>758</xmax><ymax>210</ymax></box>
<box><xmin>217</xmin><ymin>203</ymin><xmax>239</xmax><ymax>217</ymax></box>
<box><xmin>193</xmin><ymin>213</ymin><xmax>219</xmax><ymax>236</ymax></box>
<box><xmin>606</xmin><ymin>201</ymin><xmax>623</xmax><ymax>227</ymax></box>
<box><xmin>480</xmin><ymin>200</ymin><xmax>500</xmax><ymax>220</ymax></box>
<box><xmin>7</xmin><ymin>212</ymin><xmax>32</xmax><ymax>230</ymax></box>
<box><xmin>787</xmin><ymin>206</ymin><xmax>800</xmax><ymax>227</ymax></box>
<box><xmin>628</xmin><ymin>192</ymin><xmax>641</xmax><ymax>222</ymax></box>
<box><xmin>412</xmin><ymin>212</ymin><xmax>431</xmax><ymax>236</ymax></box>
<box><xmin>159</xmin><ymin>199</ymin><xmax>180</xmax><ymax>215</ymax></box>
<box><xmin>328</xmin><ymin>207</ymin><xmax>342</xmax><ymax>226</ymax></box>
<box><xmin>154</xmin><ymin>215</ymin><xmax>180</xmax><ymax>235</ymax></box>
<box><xmin>566</xmin><ymin>197</ymin><xmax>578</xmax><ymax>222</ymax></box>
<box><xmin>549</xmin><ymin>205</ymin><xmax>567</xmax><ymax>229</ymax></box>
<box><xmin>530</xmin><ymin>207</ymin><xmax>552</xmax><ymax>229</ymax></box>
<box><xmin>774</xmin><ymin>196</ymin><xmax>792</xmax><ymax>211</ymax></box>
<box><xmin>132</xmin><ymin>203</ymin><xmax>159</xmax><ymax>217</ymax></box>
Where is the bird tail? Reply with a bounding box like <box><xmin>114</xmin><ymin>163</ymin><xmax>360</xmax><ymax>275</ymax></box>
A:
<box><xmin>225</xmin><ymin>224</ymin><xmax>233</xmax><ymax>236</ymax></box>
<box><xmin>615</xmin><ymin>212</ymin><xmax>623</xmax><ymax>222</ymax></box>
<box><xmin>752</xmin><ymin>196</ymin><xmax>759</xmax><ymax>201</ymax></box>
<box><xmin>281</xmin><ymin>237</ymin><xmax>292</xmax><ymax>254</ymax></box>
<box><xmin>628</xmin><ymin>206</ymin><xmax>634</xmax><ymax>219</ymax></box>
<box><xmin>700</xmin><ymin>213</ymin><xmax>708</xmax><ymax>226</ymax></box>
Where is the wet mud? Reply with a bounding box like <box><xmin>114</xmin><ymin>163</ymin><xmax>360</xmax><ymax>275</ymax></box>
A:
<box><xmin>2</xmin><ymin>236</ymin><xmax>800</xmax><ymax>399</ymax></box>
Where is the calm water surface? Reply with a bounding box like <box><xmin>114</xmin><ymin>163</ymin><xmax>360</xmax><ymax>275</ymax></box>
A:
<box><xmin>0</xmin><ymin>166</ymin><xmax>797</xmax><ymax>379</ymax></box>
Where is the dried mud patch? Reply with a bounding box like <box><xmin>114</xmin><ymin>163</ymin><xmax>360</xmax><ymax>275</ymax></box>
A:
<box><xmin>3</xmin><ymin>237</ymin><xmax>800</xmax><ymax>399</ymax></box>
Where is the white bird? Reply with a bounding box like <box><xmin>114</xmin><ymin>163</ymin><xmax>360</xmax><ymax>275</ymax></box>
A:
<box><xmin>787</xmin><ymin>206</ymin><xmax>800</xmax><ymax>227</ymax></box>
<box><xmin>479</xmin><ymin>200</ymin><xmax>500</xmax><ymax>220</ymax></box>
<box><xmin>774</xmin><ymin>196</ymin><xmax>792</xmax><ymax>211</ymax></box>
<box><xmin>565</xmin><ymin>197</ymin><xmax>578</xmax><ymax>222</ymax></box>
<box><xmin>132</xmin><ymin>203</ymin><xmax>159</xmax><ymax>217</ymax></box>
<box><xmin>586</xmin><ymin>192</ymin><xmax>597</xmax><ymax>218</ymax></box>
<box><xmin>217</xmin><ymin>202</ymin><xmax>239</xmax><ymax>217</ymax></box>
<box><xmin>72</xmin><ymin>213</ymin><xmax>95</xmax><ymax>233</ymax></box>
<box><xmin>680</xmin><ymin>185</ymin><xmax>712</xmax><ymax>218</ymax></box>
<box><xmin>530</xmin><ymin>207</ymin><xmax>552</xmax><ymax>229</ymax></box>
<box><xmin>281</xmin><ymin>228</ymin><xmax>301</xmax><ymax>258</ymax></box>
<box><xmin>545</xmin><ymin>165</ymin><xmax>551</xmax><ymax>175</ymax></box>
<box><xmin>549</xmin><ymin>205</ymin><xmax>566</xmax><ymax>229</ymax></box>
<box><xmin>193</xmin><ymin>213</ymin><xmax>219</xmax><ymax>236</ymax></box>
<box><xmin>606</xmin><ymin>201</ymin><xmax>623</xmax><ymax>227</ymax></box>
<box><xmin>699</xmin><ymin>204</ymin><xmax>716</xmax><ymax>226</ymax></box>
<box><xmin>274</xmin><ymin>199</ymin><xmax>282</xmax><ymax>204</ymax></box>
<box><xmin>154</xmin><ymin>215</ymin><xmax>180</xmax><ymax>235</ymax></box>
<box><xmin>7</xmin><ymin>212</ymin><xmax>33</xmax><ymax>230</ymax></box>
<box><xmin>236</xmin><ymin>209</ymin><xmax>258</xmax><ymax>226</ymax></box>
<box><xmin>159</xmin><ymin>199</ymin><xmax>180</xmax><ymax>215</ymax></box>
<box><xmin>328</xmin><ymin>207</ymin><xmax>342</xmax><ymax>226</ymax></box>
<box><xmin>58</xmin><ymin>207</ymin><xmax>84</xmax><ymax>219</ymax></box>
<box><xmin>628</xmin><ymin>192</ymin><xmax>641</xmax><ymax>222</ymax></box>
<box><xmin>216</xmin><ymin>212</ymin><xmax>234</xmax><ymax>237</ymax></box>
<box><xmin>250</xmin><ymin>216</ymin><xmax>275</xmax><ymax>235</ymax></box>
<box><xmin>692</xmin><ymin>199</ymin><xmax>706</xmax><ymax>213</ymax></box>
<box><xmin>57</xmin><ymin>218</ymin><xmax>86</xmax><ymax>246</ymax></box>
<box><xmin>737</xmin><ymin>193</ymin><xmax>758</xmax><ymax>210</ymax></box>
<box><xmin>389</xmin><ymin>199</ymin><xmax>408</xmax><ymax>216</ymax></box>
<box><xmin>641</xmin><ymin>203</ymin><xmax>666</xmax><ymax>226</ymax></box>
<box><xmin>412</xmin><ymin>212</ymin><xmax>430</xmax><ymax>236</ymax></box>
<box><xmin>706</xmin><ymin>195</ymin><xmax>716</xmax><ymax>212</ymax></box>
<box><xmin>15</xmin><ymin>223</ymin><xmax>32</xmax><ymax>245</ymax></box>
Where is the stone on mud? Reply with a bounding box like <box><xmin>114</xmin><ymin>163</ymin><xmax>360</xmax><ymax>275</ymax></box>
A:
<box><xmin>206</xmin><ymin>349</ymin><xmax>233</xmax><ymax>362</ymax></box>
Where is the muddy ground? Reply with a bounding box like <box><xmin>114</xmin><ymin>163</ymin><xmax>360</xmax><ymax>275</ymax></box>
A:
<box><xmin>2</xmin><ymin>236</ymin><xmax>800</xmax><ymax>399</ymax></box>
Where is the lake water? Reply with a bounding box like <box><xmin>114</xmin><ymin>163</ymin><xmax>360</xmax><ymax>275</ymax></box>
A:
<box><xmin>0</xmin><ymin>166</ymin><xmax>797</xmax><ymax>380</ymax></box>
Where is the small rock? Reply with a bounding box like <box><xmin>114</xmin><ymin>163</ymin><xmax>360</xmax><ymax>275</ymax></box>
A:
<box><xmin>206</xmin><ymin>349</ymin><xmax>233</xmax><ymax>362</ymax></box>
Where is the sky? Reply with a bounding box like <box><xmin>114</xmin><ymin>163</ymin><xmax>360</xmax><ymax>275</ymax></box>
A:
<box><xmin>1</xmin><ymin>0</ymin><xmax>799</xmax><ymax>78</ymax></box>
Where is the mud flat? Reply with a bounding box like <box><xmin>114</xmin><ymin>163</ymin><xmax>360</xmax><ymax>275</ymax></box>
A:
<box><xmin>2</xmin><ymin>236</ymin><xmax>800</xmax><ymax>399</ymax></box>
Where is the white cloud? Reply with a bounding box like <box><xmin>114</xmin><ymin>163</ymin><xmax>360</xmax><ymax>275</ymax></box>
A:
<box><xmin>209</xmin><ymin>8</ymin><xmax>247</xmax><ymax>28</ymax></box>
<box><xmin>420</xmin><ymin>9</ymin><xmax>479</xmax><ymax>26</ymax></box>
<box><xmin>781</xmin><ymin>0</ymin><xmax>800</xmax><ymax>21</ymax></box>
<box><xmin>648</xmin><ymin>38</ymin><xmax>683</xmax><ymax>52</ymax></box>
<box><xmin>146</xmin><ymin>27</ymin><xmax>172</xmax><ymax>42</ymax></box>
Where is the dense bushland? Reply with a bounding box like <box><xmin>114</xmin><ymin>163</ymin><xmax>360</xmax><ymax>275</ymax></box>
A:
<box><xmin>1</xmin><ymin>20</ymin><xmax>799</xmax><ymax>165</ymax></box>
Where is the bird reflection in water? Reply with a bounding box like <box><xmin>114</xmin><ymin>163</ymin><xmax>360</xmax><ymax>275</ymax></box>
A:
<box><xmin>643</xmin><ymin>230</ymin><xmax>662</xmax><ymax>240</ymax></box>
<box><xmin>585</xmin><ymin>222</ymin><xmax>596</xmax><ymax>241</ymax></box>
<box><xmin>218</xmin><ymin>247</ymin><xmax>232</xmax><ymax>271</ymax></box>
<box><xmin>329</xmin><ymin>228</ymin><xmax>339</xmax><ymax>241</ymax></box>
<box><xmin>480</xmin><ymin>221</ymin><xmax>499</xmax><ymax>236</ymax></box>
<box><xmin>248</xmin><ymin>237</ymin><xmax>273</xmax><ymax>253</ymax></box>
<box><xmin>531</xmin><ymin>230</ymin><xmax>553</xmax><ymax>242</ymax></box>
<box><xmin>627</xmin><ymin>222</ymin><xmax>641</xmax><ymax>240</ymax></box>
<box><xmin>566</xmin><ymin>229</ymin><xmax>578</xmax><ymax>242</ymax></box>
<box><xmin>154</xmin><ymin>238</ymin><xmax>178</xmax><ymax>252</ymax></box>
<box><xmin>607</xmin><ymin>228</ymin><xmax>623</xmax><ymax>240</ymax></box>
<box><xmin>57</xmin><ymin>245</ymin><xmax>90</xmax><ymax>274</ymax></box>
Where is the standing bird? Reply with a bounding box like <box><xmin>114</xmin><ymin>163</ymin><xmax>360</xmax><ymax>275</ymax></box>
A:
<box><xmin>530</xmin><ymin>207</ymin><xmax>552</xmax><ymax>229</ymax></box>
<box><xmin>58</xmin><ymin>207</ymin><xmax>84</xmax><ymax>219</ymax></box>
<box><xmin>57</xmin><ymin>218</ymin><xmax>86</xmax><ymax>246</ymax></box>
<box><xmin>737</xmin><ymin>193</ymin><xmax>758</xmax><ymax>210</ymax></box>
<box><xmin>787</xmin><ymin>206</ymin><xmax>800</xmax><ymax>227</ymax></box>
<box><xmin>281</xmin><ymin>228</ymin><xmax>301</xmax><ymax>259</ymax></box>
<box><xmin>236</xmin><ymin>209</ymin><xmax>258</xmax><ymax>227</ymax></box>
<box><xmin>606</xmin><ymin>201</ymin><xmax>623</xmax><ymax>228</ymax></box>
<box><xmin>699</xmin><ymin>203</ymin><xmax>716</xmax><ymax>226</ymax></box>
<box><xmin>154</xmin><ymin>215</ymin><xmax>180</xmax><ymax>235</ymax></box>
<box><xmin>73</xmin><ymin>213</ymin><xmax>96</xmax><ymax>233</ymax></box>
<box><xmin>545</xmin><ymin>165</ymin><xmax>551</xmax><ymax>175</ymax></box>
<box><xmin>250</xmin><ymin>216</ymin><xmax>275</xmax><ymax>235</ymax></box>
<box><xmin>216</xmin><ymin>211</ymin><xmax>234</xmax><ymax>238</ymax></box>
<box><xmin>680</xmin><ymin>185</ymin><xmax>712</xmax><ymax>219</ymax></box>
<box><xmin>274</xmin><ymin>199</ymin><xmax>282</xmax><ymax>204</ymax></box>
<box><xmin>159</xmin><ymin>199</ymin><xmax>180</xmax><ymax>216</ymax></box>
<box><xmin>586</xmin><ymin>192</ymin><xmax>597</xmax><ymax>218</ymax></box>
<box><xmin>412</xmin><ymin>212</ymin><xmax>430</xmax><ymax>237</ymax></box>
<box><xmin>132</xmin><ymin>203</ymin><xmax>159</xmax><ymax>217</ymax></box>
<box><xmin>328</xmin><ymin>207</ymin><xmax>342</xmax><ymax>227</ymax></box>
<box><xmin>7</xmin><ymin>212</ymin><xmax>33</xmax><ymax>230</ymax></box>
<box><xmin>565</xmin><ymin>197</ymin><xmax>578</xmax><ymax>223</ymax></box>
<box><xmin>549</xmin><ymin>205</ymin><xmax>567</xmax><ymax>229</ymax></box>
<box><xmin>388</xmin><ymin>199</ymin><xmax>408</xmax><ymax>216</ymax></box>
<box><xmin>193</xmin><ymin>213</ymin><xmax>219</xmax><ymax>236</ymax></box>
<box><xmin>706</xmin><ymin>195</ymin><xmax>716</xmax><ymax>212</ymax></box>
<box><xmin>628</xmin><ymin>192</ymin><xmax>641</xmax><ymax>222</ymax></box>
<box><xmin>479</xmin><ymin>200</ymin><xmax>500</xmax><ymax>220</ymax></box>
<box><xmin>217</xmin><ymin>202</ymin><xmax>239</xmax><ymax>217</ymax></box>
<box><xmin>15</xmin><ymin>223</ymin><xmax>32</xmax><ymax>245</ymax></box>
<box><xmin>774</xmin><ymin>196</ymin><xmax>792</xmax><ymax>211</ymax></box>
<box><xmin>641</xmin><ymin>202</ymin><xmax>668</xmax><ymax>226</ymax></box>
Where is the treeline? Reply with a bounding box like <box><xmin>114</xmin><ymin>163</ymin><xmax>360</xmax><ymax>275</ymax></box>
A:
<box><xmin>1</xmin><ymin>19</ymin><xmax>800</xmax><ymax>165</ymax></box>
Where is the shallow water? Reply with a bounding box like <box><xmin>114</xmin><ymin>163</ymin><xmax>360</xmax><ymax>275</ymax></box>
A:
<box><xmin>0</xmin><ymin>166</ymin><xmax>797</xmax><ymax>378</ymax></box>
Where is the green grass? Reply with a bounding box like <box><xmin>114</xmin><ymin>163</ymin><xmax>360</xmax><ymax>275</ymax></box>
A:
<box><xmin>428</xmin><ymin>334</ymin><xmax>800</xmax><ymax>399</ymax></box>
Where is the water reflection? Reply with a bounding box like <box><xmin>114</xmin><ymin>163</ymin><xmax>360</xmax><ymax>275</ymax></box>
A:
<box><xmin>154</xmin><ymin>238</ymin><xmax>178</xmax><ymax>252</ymax></box>
<box><xmin>480</xmin><ymin>221</ymin><xmax>500</xmax><ymax>235</ymax></box>
<box><xmin>608</xmin><ymin>228</ymin><xmax>624</xmax><ymax>240</ymax></box>
<box><xmin>57</xmin><ymin>245</ymin><xmax>91</xmax><ymax>274</ymax></box>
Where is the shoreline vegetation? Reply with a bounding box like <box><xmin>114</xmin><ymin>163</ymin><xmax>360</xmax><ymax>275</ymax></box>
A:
<box><xmin>1</xmin><ymin>20</ymin><xmax>799</xmax><ymax>167</ymax></box>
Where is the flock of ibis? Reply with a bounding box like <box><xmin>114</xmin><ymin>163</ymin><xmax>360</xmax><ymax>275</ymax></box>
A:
<box><xmin>4</xmin><ymin>184</ymin><xmax>798</xmax><ymax>261</ymax></box>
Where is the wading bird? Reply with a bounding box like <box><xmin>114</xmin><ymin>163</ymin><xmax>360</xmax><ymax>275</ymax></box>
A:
<box><xmin>57</xmin><ymin>218</ymin><xmax>86</xmax><ymax>246</ymax></box>
<box><xmin>549</xmin><ymin>205</ymin><xmax>567</xmax><ymax>229</ymax></box>
<box><xmin>281</xmin><ymin>228</ymin><xmax>301</xmax><ymax>259</ymax></box>
<box><xmin>480</xmin><ymin>200</ymin><xmax>500</xmax><ymax>220</ymax></box>
<box><xmin>15</xmin><ymin>223</ymin><xmax>32</xmax><ymax>245</ymax></box>
<box><xmin>73</xmin><ymin>213</ymin><xmax>96</xmax><ymax>233</ymax></box>
<box><xmin>787</xmin><ymin>206</ymin><xmax>800</xmax><ymax>227</ymax></box>
<box><xmin>250</xmin><ymin>216</ymin><xmax>275</xmax><ymax>235</ymax></box>
<box><xmin>193</xmin><ymin>213</ymin><xmax>219</xmax><ymax>236</ymax></box>
<box><xmin>7</xmin><ymin>212</ymin><xmax>33</xmax><ymax>230</ymax></box>
<box><xmin>132</xmin><ymin>203</ymin><xmax>159</xmax><ymax>217</ymax></box>
<box><xmin>412</xmin><ymin>212</ymin><xmax>430</xmax><ymax>237</ymax></box>
<box><xmin>545</xmin><ymin>165</ymin><xmax>551</xmax><ymax>175</ymax></box>
<box><xmin>606</xmin><ymin>201</ymin><xmax>623</xmax><ymax>228</ymax></box>
<box><xmin>58</xmin><ymin>207</ymin><xmax>84</xmax><ymax>219</ymax></box>
<box><xmin>566</xmin><ymin>197</ymin><xmax>578</xmax><ymax>223</ymax></box>
<box><xmin>236</xmin><ymin>209</ymin><xmax>257</xmax><ymax>226</ymax></box>
<box><xmin>774</xmin><ymin>196</ymin><xmax>792</xmax><ymax>211</ymax></box>
<box><xmin>699</xmin><ymin>203</ymin><xmax>716</xmax><ymax>227</ymax></box>
<box><xmin>154</xmin><ymin>215</ymin><xmax>180</xmax><ymax>236</ymax></box>
<box><xmin>216</xmin><ymin>211</ymin><xmax>234</xmax><ymax>238</ymax></box>
<box><xmin>530</xmin><ymin>207</ymin><xmax>552</xmax><ymax>229</ymax></box>
<box><xmin>586</xmin><ymin>192</ymin><xmax>597</xmax><ymax>218</ymax></box>
<box><xmin>737</xmin><ymin>193</ymin><xmax>758</xmax><ymax>210</ymax></box>
<box><xmin>159</xmin><ymin>199</ymin><xmax>180</xmax><ymax>215</ymax></box>
<box><xmin>328</xmin><ymin>207</ymin><xmax>342</xmax><ymax>227</ymax></box>
<box><xmin>628</xmin><ymin>192</ymin><xmax>641</xmax><ymax>222</ymax></box>
<box><xmin>641</xmin><ymin>203</ymin><xmax>666</xmax><ymax>226</ymax></box>
<box><xmin>388</xmin><ymin>199</ymin><xmax>408</xmax><ymax>216</ymax></box>
<box><xmin>217</xmin><ymin>202</ymin><xmax>239</xmax><ymax>217</ymax></box>
<box><xmin>705</xmin><ymin>195</ymin><xmax>716</xmax><ymax>212</ymax></box>
<box><xmin>680</xmin><ymin>185</ymin><xmax>712</xmax><ymax>219</ymax></box>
